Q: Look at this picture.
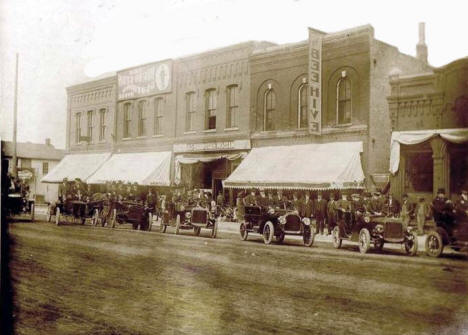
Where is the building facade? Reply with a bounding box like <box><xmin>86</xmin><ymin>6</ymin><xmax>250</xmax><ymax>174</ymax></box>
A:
<box><xmin>388</xmin><ymin>57</ymin><xmax>468</xmax><ymax>201</ymax></box>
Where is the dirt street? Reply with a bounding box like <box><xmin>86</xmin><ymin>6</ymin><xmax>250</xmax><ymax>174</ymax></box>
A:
<box><xmin>6</xmin><ymin>221</ymin><xmax>468</xmax><ymax>335</ymax></box>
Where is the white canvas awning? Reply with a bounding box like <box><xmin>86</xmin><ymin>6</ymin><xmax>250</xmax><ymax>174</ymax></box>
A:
<box><xmin>389</xmin><ymin>128</ymin><xmax>468</xmax><ymax>175</ymax></box>
<box><xmin>223</xmin><ymin>142</ymin><xmax>365</xmax><ymax>190</ymax></box>
<box><xmin>41</xmin><ymin>152</ymin><xmax>111</xmax><ymax>183</ymax></box>
<box><xmin>87</xmin><ymin>151</ymin><xmax>172</xmax><ymax>186</ymax></box>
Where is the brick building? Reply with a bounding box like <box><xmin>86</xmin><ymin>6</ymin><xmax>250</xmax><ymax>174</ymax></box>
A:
<box><xmin>47</xmin><ymin>23</ymin><xmax>434</xmax><ymax>199</ymax></box>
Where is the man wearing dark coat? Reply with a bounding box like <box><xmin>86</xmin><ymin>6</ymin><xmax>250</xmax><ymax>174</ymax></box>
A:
<box><xmin>313</xmin><ymin>193</ymin><xmax>328</xmax><ymax>235</ymax></box>
<box><xmin>301</xmin><ymin>192</ymin><xmax>314</xmax><ymax>219</ymax></box>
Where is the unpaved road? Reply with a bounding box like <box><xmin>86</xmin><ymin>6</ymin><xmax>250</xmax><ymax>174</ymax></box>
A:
<box><xmin>5</xmin><ymin>221</ymin><xmax>468</xmax><ymax>335</ymax></box>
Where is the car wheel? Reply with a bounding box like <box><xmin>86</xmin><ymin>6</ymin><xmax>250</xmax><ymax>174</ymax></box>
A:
<box><xmin>303</xmin><ymin>229</ymin><xmax>314</xmax><ymax>247</ymax></box>
<box><xmin>46</xmin><ymin>205</ymin><xmax>51</xmax><ymax>222</ymax></box>
<box><xmin>425</xmin><ymin>230</ymin><xmax>444</xmax><ymax>258</ymax></box>
<box><xmin>404</xmin><ymin>231</ymin><xmax>418</xmax><ymax>256</ymax></box>
<box><xmin>175</xmin><ymin>215</ymin><xmax>180</xmax><ymax>235</ymax></box>
<box><xmin>262</xmin><ymin>221</ymin><xmax>274</xmax><ymax>245</ymax></box>
<box><xmin>239</xmin><ymin>222</ymin><xmax>248</xmax><ymax>241</ymax></box>
<box><xmin>276</xmin><ymin>232</ymin><xmax>285</xmax><ymax>244</ymax></box>
<box><xmin>211</xmin><ymin>220</ymin><xmax>218</xmax><ymax>239</ymax></box>
<box><xmin>148</xmin><ymin>213</ymin><xmax>153</xmax><ymax>232</ymax></box>
<box><xmin>358</xmin><ymin>228</ymin><xmax>371</xmax><ymax>254</ymax></box>
<box><xmin>332</xmin><ymin>226</ymin><xmax>342</xmax><ymax>249</ymax></box>
<box><xmin>30</xmin><ymin>203</ymin><xmax>35</xmax><ymax>222</ymax></box>
<box><xmin>194</xmin><ymin>226</ymin><xmax>201</xmax><ymax>236</ymax></box>
<box><xmin>55</xmin><ymin>207</ymin><xmax>61</xmax><ymax>226</ymax></box>
<box><xmin>374</xmin><ymin>239</ymin><xmax>384</xmax><ymax>252</ymax></box>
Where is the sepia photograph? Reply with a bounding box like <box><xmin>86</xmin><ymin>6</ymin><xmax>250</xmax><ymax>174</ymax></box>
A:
<box><xmin>1</xmin><ymin>0</ymin><xmax>468</xmax><ymax>334</ymax></box>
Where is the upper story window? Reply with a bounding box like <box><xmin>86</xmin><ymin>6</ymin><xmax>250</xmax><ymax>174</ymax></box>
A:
<box><xmin>87</xmin><ymin>110</ymin><xmax>93</xmax><ymax>141</ymax></box>
<box><xmin>154</xmin><ymin>97</ymin><xmax>164</xmax><ymax>135</ymax></box>
<box><xmin>75</xmin><ymin>112</ymin><xmax>81</xmax><ymax>143</ymax></box>
<box><xmin>264</xmin><ymin>89</ymin><xmax>276</xmax><ymax>131</ymax></box>
<box><xmin>298</xmin><ymin>83</ymin><xmax>308</xmax><ymax>129</ymax></box>
<box><xmin>99</xmin><ymin>108</ymin><xmax>106</xmax><ymax>141</ymax></box>
<box><xmin>205</xmin><ymin>89</ymin><xmax>217</xmax><ymax>130</ymax></box>
<box><xmin>337</xmin><ymin>74</ymin><xmax>352</xmax><ymax>125</ymax></box>
<box><xmin>186</xmin><ymin>92</ymin><xmax>196</xmax><ymax>132</ymax></box>
<box><xmin>226</xmin><ymin>85</ymin><xmax>239</xmax><ymax>128</ymax></box>
<box><xmin>138</xmin><ymin>100</ymin><xmax>147</xmax><ymax>137</ymax></box>
<box><xmin>123</xmin><ymin>103</ymin><xmax>132</xmax><ymax>138</ymax></box>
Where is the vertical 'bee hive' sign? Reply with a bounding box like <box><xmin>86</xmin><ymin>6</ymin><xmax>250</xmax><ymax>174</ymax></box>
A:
<box><xmin>308</xmin><ymin>28</ymin><xmax>323</xmax><ymax>135</ymax></box>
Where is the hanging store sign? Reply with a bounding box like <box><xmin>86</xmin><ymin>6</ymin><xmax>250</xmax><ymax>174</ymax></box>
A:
<box><xmin>117</xmin><ymin>60</ymin><xmax>172</xmax><ymax>100</ymax></box>
<box><xmin>308</xmin><ymin>28</ymin><xmax>323</xmax><ymax>135</ymax></box>
<box><xmin>173</xmin><ymin>139</ymin><xmax>251</xmax><ymax>153</ymax></box>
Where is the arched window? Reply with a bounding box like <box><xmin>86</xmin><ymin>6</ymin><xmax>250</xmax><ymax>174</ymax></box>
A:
<box><xmin>264</xmin><ymin>89</ymin><xmax>275</xmax><ymax>131</ymax></box>
<box><xmin>123</xmin><ymin>103</ymin><xmax>132</xmax><ymax>138</ymax></box>
<box><xmin>205</xmin><ymin>89</ymin><xmax>217</xmax><ymax>130</ymax></box>
<box><xmin>154</xmin><ymin>97</ymin><xmax>164</xmax><ymax>135</ymax></box>
<box><xmin>298</xmin><ymin>83</ymin><xmax>308</xmax><ymax>128</ymax></box>
<box><xmin>337</xmin><ymin>75</ymin><xmax>352</xmax><ymax>125</ymax></box>
<box><xmin>137</xmin><ymin>100</ymin><xmax>147</xmax><ymax>136</ymax></box>
<box><xmin>226</xmin><ymin>85</ymin><xmax>239</xmax><ymax>128</ymax></box>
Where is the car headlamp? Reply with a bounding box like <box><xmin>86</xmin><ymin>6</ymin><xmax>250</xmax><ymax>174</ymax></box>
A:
<box><xmin>374</xmin><ymin>224</ymin><xmax>383</xmax><ymax>233</ymax></box>
<box><xmin>268</xmin><ymin>207</ymin><xmax>275</xmax><ymax>215</ymax></box>
<box><xmin>279</xmin><ymin>216</ymin><xmax>286</xmax><ymax>224</ymax></box>
<box><xmin>186</xmin><ymin>212</ymin><xmax>192</xmax><ymax>219</ymax></box>
<box><xmin>302</xmin><ymin>217</ymin><xmax>311</xmax><ymax>226</ymax></box>
<box><xmin>364</xmin><ymin>216</ymin><xmax>371</xmax><ymax>223</ymax></box>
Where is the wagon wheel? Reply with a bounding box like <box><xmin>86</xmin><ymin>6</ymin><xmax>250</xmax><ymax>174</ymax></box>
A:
<box><xmin>404</xmin><ymin>231</ymin><xmax>418</xmax><ymax>256</ymax></box>
<box><xmin>239</xmin><ymin>222</ymin><xmax>248</xmax><ymax>241</ymax></box>
<box><xmin>358</xmin><ymin>228</ymin><xmax>371</xmax><ymax>254</ymax></box>
<box><xmin>193</xmin><ymin>226</ymin><xmax>201</xmax><ymax>236</ymax></box>
<box><xmin>262</xmin><ymin>221</ymin><xmax>274</xmax><ymax>245</ymax></box>
<box><xmin>175</xmin><ymin>215</ymin><xmax>181</xmax><ymax>235</ymax></box>
<box><xmin>210</xmin><ymin>220</ymin><xmax>218</xmax><ymax>239</ymax></box>
<box><xmin>55</xmin><ymin>207</ymin><xmax>61</xmax><ymax>226</ymax></box>
<box><xmin>46</xmin><ymin>205</ymin><xmax>51</xmax><ymax>222</ymax></box>
<box><xmin>30</xmin><ymin>203</ymin><xmax>35</xmax><ymax>222</ymax></box>
<box><xmin>425</xmin><ymin>230</ymin><xmax>443</xmax><ymax>257</ymax></box>
<box><xmin>332</xmin><ymin>226</ymin><xmax>342</xmax><ymax>249</ymax></box>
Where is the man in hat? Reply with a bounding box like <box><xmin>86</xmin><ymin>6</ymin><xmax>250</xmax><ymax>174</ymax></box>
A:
<box><xmin>455</xmin><ymin>190</ymin><xmax>468</xmax><ymax>216</ymax></box>
<box><xmin>326</xmin><ymin>194</ymin><xmax>337</xmax><ymax>234</ymax></box>
<box><xmin>369</xmin><ymin>191</ymin><xmax>384</xmax><ymax>215</ymax></box>
<box><xmin>336</xmin><ymin>192</ymin><xmax>352</xmax><ymax>230</ymax></box>
<box><xmin>384</xmin><ymin>194</ymin><xmax>400</xmax><ymax>217</ymax></box>
<box><xmin>301</xmin><ymin>191</ymin><xmax>314</xmax><ymax>219</ymax></box>
<box><xmin>400</xmin><ymin>194</ymin><xmax>415</xmax><ymax>230</ymax></box>
<box><xmin>432</xmin><ymin>188</ymin><xmax>453</xmax><ymax>222</ymax></box>
<box><xmin>351</xmin><ymin>193</ymin><xmax>365</xmax><ymax>220</ymax></box>
<box><xmin>362</xmin><ymin>192</ymin><xmax>372</xmax><ymax>213</ymax></box>
<box><xmin>257</xmin><ymin>188</ymin><xmax>269</xmax><ymax>208</ymax></box>
<box><xmin>273</xmin><ymin>190</ymin><xmax>286</xmax><ymax>210</ymax></box>
<box><xmin>58</xmin><ymin>177</ymin><xmax>70</xmax><ymax>202</ymax></box>
<box><xmin>416</xmin><ymin>197</ymin><xmax>431</xmax><ymax>235</ymax></box>
<box><xmin>313</xmin><ymin>192</ymin><xmax>328</xmax><ymax>235</ymax></box>
<box><xmin>243</xmin><ymin>189</ymin><xmax>258</xmax><ymax>207</ymax></box>
<box><xmin>291</xmin><ymin>192</ymin><xmax>302</xmax><ymax>213</ymax></box>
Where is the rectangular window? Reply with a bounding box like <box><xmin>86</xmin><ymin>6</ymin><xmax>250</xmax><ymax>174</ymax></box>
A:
<box><xmin>227</xmin><ymin>85</ymin><xmax>239</xmax><ymax>128</ymax></box>
<box><xmin>75</xmin><ymin>112</ymin><xmax>81</xmax><ymax>143</ymax></box>
<box><xmin>123</xmin><ymin>103</ymin><xmax>131</xmax><ymax>138</ymax></box>
<box><xmin>186</xmin><ymin>92</ymin><xmax>196</xmax><ymax>131</ymax></box>
<box><xmin>42</xmin><ymin>162</ymin><xmax>49</xmax><ymax>174</ymax></box>
<box><xmin>138</xmin><ymin>101</ymin><xmax>147</xmax><ymax>136</ymax></box>
<box><xmin>87</xmin><ymin>110</ymin><xmax>93</xmax><ymax>141</ymax></box>
<box><xmin>154</xmin><ymin>98</ymin><xmax>164</xmax><ymax>135</ymax></box>
<box><xmin>99</xmin><ymin>108</ymin><xmax>106</xmax><ymax>141</ymax></box>
<box><xmin>205</xmin><ymin>89</ymin><xmax>216</xmax><ymax>130</ymax></box>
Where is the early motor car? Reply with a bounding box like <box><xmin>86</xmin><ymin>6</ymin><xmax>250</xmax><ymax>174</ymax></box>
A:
<box><xmin>239</xmin><ymin>205</ymin><xmax>315</xmax><ymax>247</ymax></box>
<box><xmin>110</xmin><ymin>200</ymin><xmax>152</xmax><ymax>231</ymax></box>
<box><xmin>6</xmin><ymin>192</ymin><xmax>35</xmax><ymax>222</ymax></box>
<box><xmin>47</xmin><ymin>198</ymin><xmax>102</xmax><ymax>226</ymax></box>
<box><xmin>425</xmin><ymin>210</ymin><xmax>468</xmax><ymax>257</ymax></box>
<box><xmin>332</xmin><ymin>209</ymin><xmax>418</xmax><ymax>255</ymax></box>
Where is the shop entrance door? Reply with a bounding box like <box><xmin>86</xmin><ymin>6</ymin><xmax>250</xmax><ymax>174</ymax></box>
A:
<box><xmin>212</xmin><ymin>170</ymin><xmax>225</xmax><ymax>199</ymax></box>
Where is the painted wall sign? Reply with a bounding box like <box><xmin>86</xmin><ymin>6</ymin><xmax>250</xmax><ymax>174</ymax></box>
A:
<box><xmin>174</xmin><ymin>140</ymin><xmax>251</xmax><ymax>153</ymax></box>
<box><xmin>308</xmin><ymin>29</ymin><xmax>323</xmax><ymax>135</ymax></box>
<box><xmin>118</xmin><ymin>61</ymin><xmax>172</xmax><ymax>100</ymax></box>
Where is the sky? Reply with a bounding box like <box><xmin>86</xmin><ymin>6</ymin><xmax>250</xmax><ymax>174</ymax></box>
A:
<box><xmin>1</xmin><ymin>0</ymin><xmax>467</xmax><ymax>149</ymax></box>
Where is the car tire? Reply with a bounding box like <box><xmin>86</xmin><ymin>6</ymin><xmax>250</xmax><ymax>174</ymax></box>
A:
<box><xmin>46</xmin><ymin>205</ymin><xmax>51</xmax><ymax>222</ymax></box>
<box><xmin>55</xmin><ymin>207</ymin><xmax>61</xmax><ymax>226</ymax></box>
<box><xmin>425</xmin><ymin>230</ymin><xmax>444</xmax><ymax>258</ymax></box>
<box><xmin>263</xmin><ymin>221</ymin><xmax>274</xmax><ymax>245</ymax></box>
<box><xmin>332</xmin><ymin>226</ymin><xmax>342</xmax><ymax>249</ymax></box>
<box><xmin>175</xmin><ymin>215</ymin><xmax>180</xmax><ymax>235</ymax></box>
<box><xmin>303</xmin><ymin>228</ymin><xmax>314</xmax><ymax>247</ymax></box>
<box><xmin>276</xmin><ymin>232</ymin><xmax>285</xmax><ymax>244</ymax></box>
<box><xmin>30</xmin><ymin>203</ymin><xmax>35</xmax><ymax>222</ymax></box>
<box><xmin>374</xmin><ymin>239</ymin><xmax>384</xmax><ymax>252</ymax></box>
<box><xmin>358</xmin><ymin>228</ymin><xmax>371</xmax><ymax>254</ymax></box>
<box><xmin>239</xmin><ymin>222</ymin><xmax>248</xmax><ymax>241</ymax></box>
<box><xmin>211</xmin><ymin>220</ymin><xmax>218</xmax><ymax>239</ymax></box>
<box><xmin>194</xmin><ymin>226</ymin><xmax>201</xmax><ymax>236</ymax></box>
<box><xmin>404</xmin><ymin>231</ymin><xmax>418</xmax><ymax>256</ymax></box>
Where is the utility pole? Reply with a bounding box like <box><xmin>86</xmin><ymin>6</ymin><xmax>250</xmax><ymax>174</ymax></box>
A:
<box><xmin>12</xmin><ymin>53</ymin><xmax>19</xmax><ymax>178</ymax></box>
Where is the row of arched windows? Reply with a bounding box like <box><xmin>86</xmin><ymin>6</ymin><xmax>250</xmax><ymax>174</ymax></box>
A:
<box><xmin>261</xmin><ymin>74</ymin><xmax>352</xmax><ymax>131</ymax></box>
<box><xmin>122</xmin><ymin>97</ymin><xmax>165</xmax><ymax>138</ymax></box>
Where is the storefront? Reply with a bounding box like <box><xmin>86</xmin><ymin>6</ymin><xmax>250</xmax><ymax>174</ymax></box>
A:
<box><xmin>174</xmin><ymin>139</ymin><xmax>250</xmax><ymax>200</ymax></box>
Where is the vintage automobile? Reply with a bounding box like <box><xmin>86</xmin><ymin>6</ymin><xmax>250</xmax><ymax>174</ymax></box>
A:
<box><xmin>47</xmin><ymin>198</ymin><xmax>102</xmax><ymax>226</ymax></box>
<box><xmin>425</xmin><ymin>210</ymin><xmax>468</xmax><ymax>257</ymax></box>
<box><xmin>174</xmin><ymin>205</ymin><xmax>218</xmax><ymax>238</ymax></box>
<box><xmin>110</xmin><ymin>200</ymin><xmax>152</xmax><ymax>231</ymax></box>
<box><xmin>332</xmin><ymin>209</ymin><xmax>418</xmax><ymax>255</ymax></box>
<box><xmin>6</xmin><ymin>192</ymin><xmax>35</xmax><ymax>222</ymax></box>
<box><xmin>239</xmin><ymin>206</ymin><xmax>315</xmax><ymax>247</ymax></box>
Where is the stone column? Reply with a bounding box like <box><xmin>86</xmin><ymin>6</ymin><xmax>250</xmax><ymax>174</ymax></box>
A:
<box><xmin>430</xmin><ymin>137</ymin><xmax>450</xmax><ymax>198</ymax></box>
